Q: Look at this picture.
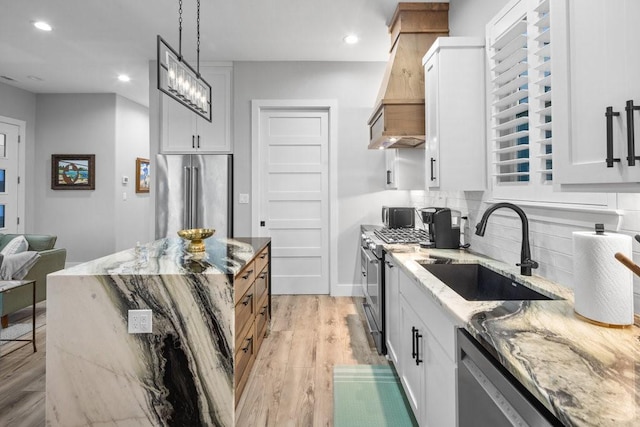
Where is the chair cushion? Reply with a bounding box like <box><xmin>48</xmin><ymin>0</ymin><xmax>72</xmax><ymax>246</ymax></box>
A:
<box><xmin>0</xmin><ymin>235</ymin><xmax>28</xmax><ymax>256</ymax></box>
<box><xmin>0</xmin><ymin>234</ymin><xmax>57</xmax><ymax>252</ymax></box>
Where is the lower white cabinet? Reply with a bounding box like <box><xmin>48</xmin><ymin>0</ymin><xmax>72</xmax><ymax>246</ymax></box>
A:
<box><xmin>384</xmin><ymin>254</ymin><xmax>400</xmax><ymax>364</ymax></box>
<box><xmin>393</xmin><ymin>261</ymin><xmax>458</xmax><ymax>426</ymax></box>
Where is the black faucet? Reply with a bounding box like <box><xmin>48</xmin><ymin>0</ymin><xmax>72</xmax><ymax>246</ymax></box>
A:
<box><xmin>475</xmin><ymin>202</ymin><xmax>539</xmax><ymax>276</ymax></box>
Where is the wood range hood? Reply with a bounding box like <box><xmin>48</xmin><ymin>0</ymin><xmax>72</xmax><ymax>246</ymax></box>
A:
<box><xmin>368</xmin><ymin>3</ymin><xmax>449</xmax><ymax>149</ymax></box>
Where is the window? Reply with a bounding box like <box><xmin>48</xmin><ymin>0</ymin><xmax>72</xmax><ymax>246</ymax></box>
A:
<box><xmin>486</xmin><ymin>0</ymin><xmax>611</xmax><ymax>207</ymax></box>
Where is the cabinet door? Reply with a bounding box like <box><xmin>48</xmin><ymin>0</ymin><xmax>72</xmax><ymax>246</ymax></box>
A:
<box><xmin>384</xmin><ymin>254</ymin><xmax>400</xmax><ymax>364</ymax></box>
<box><xmin>195</xmin><ymin>66</ymin><xmax>232</xmax><ymax>153</ymax></box>
<box><xmin>425</xmin><ymin>39</ymin><xmax>486</xmax><ymax>191</ymax></box>
<box><xmin>162</xmin><ymin>94</ymin><xmax>197</xmax><ymax>153</ymax></box>
<box><xmin>161</xmin><ymin>65</ymin><xmax>232</xmax><ymax>153</ymax></box>
<box><xmin>553</xmin><ymin>0</ymin><xmax>640</xmax><ymax>188</ymax></box>
<box><xmin>424</xmin><ymin>329</ymin><xmax>456</xmax><ymax>426</ymax></box>
<box><xmin>399</xmin><ymin>293</ymin><xmax>426</xmax><ymax>425</ymax></box>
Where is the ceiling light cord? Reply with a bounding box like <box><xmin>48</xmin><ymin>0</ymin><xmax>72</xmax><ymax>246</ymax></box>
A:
<box><xmin>178</xmin><ymin>0</ymin><xmax>183</xmax><ymax>60</ymax></box>
<box><xmin>196</xmin><ymin>0</ymin><xmax>201</xmax><ymax>76</ymax></box>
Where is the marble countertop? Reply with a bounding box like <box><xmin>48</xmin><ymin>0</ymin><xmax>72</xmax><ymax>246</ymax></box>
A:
<box><xmin>53</xmin><ymin>237</ymin><xmax>270</xmax><ymax>277</ymax></box>
<box><xmin>387</xmin><ymin>245</ymin><xmax>640</xmax><ymax>426</ymax></box>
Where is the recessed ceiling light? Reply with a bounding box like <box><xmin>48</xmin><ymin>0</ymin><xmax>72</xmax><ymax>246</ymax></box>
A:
<box><xmin>118</xmin><ymin>74</ymin><xmax>131</xmax><ymax>82</ymax></box>
<box><xmin>33</xmin><ymin>21</ymin><xmax>52</xmax><ymax>31</ymax></box>
<box><xmin>343</xmin><ymin>34</ymin><xmax>359</xmax><ymax>45</ymax></box>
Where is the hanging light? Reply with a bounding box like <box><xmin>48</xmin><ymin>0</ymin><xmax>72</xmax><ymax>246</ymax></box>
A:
<box><xmin>157</xmin><ymin>0</ymin><xmax>212</xmax><ymax>122</ymax></box>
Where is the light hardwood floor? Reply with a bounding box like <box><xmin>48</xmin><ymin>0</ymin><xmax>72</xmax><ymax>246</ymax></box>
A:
<box><xmin>0</xmin><ymin>296</ymin><xmax>386</xmax><ymax>427</ymax></box>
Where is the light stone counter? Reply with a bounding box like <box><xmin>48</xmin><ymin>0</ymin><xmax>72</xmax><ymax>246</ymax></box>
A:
<box><xmin>46</xmin><ymin>237</ymin><xmax>269</xmax><ymax>427</ymax></box>
<box><xmin>387</xmin><ymin>245</ymin><xmax>639</xmax><ymax>426</ymax></box>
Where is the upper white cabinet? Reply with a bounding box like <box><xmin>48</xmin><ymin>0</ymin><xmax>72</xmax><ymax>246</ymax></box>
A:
<box><xmin>423</xmin><ymin>37</ymin><xmax>486</xmax><ymax>191</ymax></box>
<box><xmin>161</xmin><ymin>65</ymin><xmax>232</xmax><ymax>153</ymax></box>
<box><xmin>384</xmin><ymin>149</ymin><xmax>425</xmax><ymax>190</ymax></box>
<box><xmin>553</xmin><ymin>0</ymin><xmax>640</xmax><ymax>190</ymax></box>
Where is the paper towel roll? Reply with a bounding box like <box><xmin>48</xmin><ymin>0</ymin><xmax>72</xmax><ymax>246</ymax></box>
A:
<box><xmin>573</xmin><ymin>231</ymin><xmax>634</xmax><ymax>326</ymax></box>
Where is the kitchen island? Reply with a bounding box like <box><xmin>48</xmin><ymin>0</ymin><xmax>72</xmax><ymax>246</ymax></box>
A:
<box><xmin>387</xmin><ymin>245</ymin><xmax>639</xmax><ymax>426</ymax></box>
<box><xmin>46</xmin><ymin>236</ymin><xmax>270</xmax><ymax>427</ymax></box>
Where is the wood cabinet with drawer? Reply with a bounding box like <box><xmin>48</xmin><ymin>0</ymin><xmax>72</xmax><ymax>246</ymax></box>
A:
<box><xmin>234</xmin><ymin>241</ymin><xmax>271</xmax><ymax>405</ymax></box>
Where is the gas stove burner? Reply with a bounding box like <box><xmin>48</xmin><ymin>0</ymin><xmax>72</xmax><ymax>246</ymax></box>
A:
<box><xmin>374</xmin><ymin>228</ymin><xmax>429</xmax><ymax>244</ymax></box>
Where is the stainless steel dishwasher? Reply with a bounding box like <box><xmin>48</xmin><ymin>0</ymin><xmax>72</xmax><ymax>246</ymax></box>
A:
<box><xmin>457</xmin><ymin>329</ymin><xmax>561</xmax><ymax>426</ymax></box>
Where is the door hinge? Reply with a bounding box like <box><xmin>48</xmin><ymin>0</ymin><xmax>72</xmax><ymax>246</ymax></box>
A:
<box><xmin>17</xmin><ymin>217</ymin><xmax>20</xmax><ymax>225</ymax></box>
<box><xmin>18</xmin><ymin>135</ymin><xmax>21</xmax><ymax>143</ymax></box>
<box><xmin>17</xmin><ymin>176</ymin><xmax>20</xmax><ymax>184</ymax></box>
<box><xmin>260</xmin><ymin>221</ymin><xmax>265</xmax><ymax>227</ymax></box>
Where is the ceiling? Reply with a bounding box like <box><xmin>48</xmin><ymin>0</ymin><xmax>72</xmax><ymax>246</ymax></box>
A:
<box><xmin>0</xmin><ymin>0</ymin><xmax>416</xmax><ymax>106</ymax></box>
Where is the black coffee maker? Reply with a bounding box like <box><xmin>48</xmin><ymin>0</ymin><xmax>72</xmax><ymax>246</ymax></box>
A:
<box><xmin>420</xmin><ymin>207</ymin><xmax>461</xmax><ymax>249</ymax></box>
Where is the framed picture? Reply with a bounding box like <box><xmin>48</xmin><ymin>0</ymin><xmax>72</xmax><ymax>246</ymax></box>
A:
<box><xmin>136</xmin><ymin>157</ymin><xmax>150</xmax><ymax>193</ymax></box>
<box><xmin>51</xmin><ymin>154</ymin><xmax>95</xmax><ymax>190</ymax></box>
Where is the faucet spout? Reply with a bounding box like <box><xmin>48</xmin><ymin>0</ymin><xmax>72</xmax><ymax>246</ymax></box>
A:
<box><xmin>475</xmin><ymin>202</ymin><xmax>539</xmax><ymax>276</ymax></box>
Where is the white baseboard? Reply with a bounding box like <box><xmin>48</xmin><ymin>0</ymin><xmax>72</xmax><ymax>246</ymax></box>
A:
<box><xmin>330</xmin><ymin>283</ymin><xmax>363</xmax><ymax>297</ymax></box>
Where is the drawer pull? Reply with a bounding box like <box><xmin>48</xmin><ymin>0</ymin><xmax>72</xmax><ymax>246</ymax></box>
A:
<box><xmin>260</xmin><ymin>305</ymin><xmax>268</xmax><ymax>315</ymax></box>
<box><xmin>242</xmin><ymin>336</ymin><xmax>253</xmax><ymax>353</ymax></box>
<box><xmin>260</xmin><ymin>252</ymin><xmax>268</xmax><ymax>259</ymax></box>
<box><xmin>259</xmin><ymin>272</ymin><xmax>267</xmax><ymax>279</ymax></box>
<box><xmin>241</xmin><ymin>269</ymin><xmax>254</xmax><ymax>280</ymax></box>
<box><xmin>241</xmin><ymin>293</ymin><xmax>253</xmax><ymax>306</ymax></box>
<box><xmin>605</xmin><ymin>106</ymin><xmax>621</xmax><ymax>167</ymax></box>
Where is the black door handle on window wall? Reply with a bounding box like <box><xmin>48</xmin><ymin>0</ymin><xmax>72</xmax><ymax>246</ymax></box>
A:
<box><xmin>625</xmin><ymin>100</ymin><xmax>640</xmax><ymax>166</ymax></box>
<box><xmin>605</xmin><ymin>106</ymin><xmax>621</xmax><ymax>167</ymax></box>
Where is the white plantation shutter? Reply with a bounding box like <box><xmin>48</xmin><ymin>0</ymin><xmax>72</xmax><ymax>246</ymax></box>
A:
<box><xmin>489</xmin><ymin>13</ymin><xmax>530</xmax><ymax>184</ymax></box>
<box><xmin>532</xmin><ymin>0</ymin><xmax>552</xmax><ymax>183</ymax></box>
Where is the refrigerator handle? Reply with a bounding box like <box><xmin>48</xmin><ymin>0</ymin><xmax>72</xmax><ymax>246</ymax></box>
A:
<box><xmin>192</xmin><ymin>166</ymin><xmax>199</xmax><ymax>228</ymax></box>
<box><xmin>184</xmin><ymin>166</ymin><xmax>192</xmax><ymax>230</ymax></box>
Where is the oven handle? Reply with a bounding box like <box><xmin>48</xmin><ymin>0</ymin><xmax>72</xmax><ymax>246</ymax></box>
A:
<box><xmin>363</xmin><ymin>249</ymin><xmax>379</xmax><ymax>265</ymax></box>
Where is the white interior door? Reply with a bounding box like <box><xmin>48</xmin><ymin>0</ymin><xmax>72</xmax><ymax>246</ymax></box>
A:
<box><xmin>0</xmin><ymin>119</ymin><xmax>24</xmax><ymax>233</ymax></box>
<box><xmin>253</xmin><ymin>104</ymin><xmax>330</xmax><ymax>294</ymax></box>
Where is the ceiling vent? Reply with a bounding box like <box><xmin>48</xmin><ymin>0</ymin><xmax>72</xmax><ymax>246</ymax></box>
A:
<box><xmin>368</xmin><ymin>3</ymin><xmax>449</xmax><ymax>149</ymax></box>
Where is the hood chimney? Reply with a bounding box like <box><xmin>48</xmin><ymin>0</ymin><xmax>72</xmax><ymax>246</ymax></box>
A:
<box><xmin>368</xmin><ymin>3</ymin><xmax>449</xmax><ymax>149</ymax></box>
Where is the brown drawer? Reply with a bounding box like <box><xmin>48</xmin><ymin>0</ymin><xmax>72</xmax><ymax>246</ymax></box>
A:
<box><xmin>234</xmin><ymin>261</ymin><xmax>255</xmax><ymax>305</ymax></box>
<box><xmin>235</xmin><ymin>320</ymin><xmax>256</xmax><ymax>405</ymax></box>
<box><xmin>256</xmin><ymin>293</ymin><xmax>269</xmax><ymax>349</ymax></box>
<box><xmin>255</xmin><ymin>246</ymin><xmax>269</xmax><ymax>277</ymax></box>
<box><xmin>235</xmin><ymin>284</ymin><xmax>256</xmax><ymax>349</ymax></box>
<box><xmin>255</xmin><ymin>265</ymin><xmax>269</xmax><ymax>303</ymax></box>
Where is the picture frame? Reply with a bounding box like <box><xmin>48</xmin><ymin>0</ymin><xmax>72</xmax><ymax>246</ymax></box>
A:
<box><xmin>51</xmin><ymin>154</ymin><xmax>95</xmax><ymax>190</ymax></box>
<box><xmin>136</xmin><ymin>157</ymin><xmax>150</xmax><ymax>193</ymax></box>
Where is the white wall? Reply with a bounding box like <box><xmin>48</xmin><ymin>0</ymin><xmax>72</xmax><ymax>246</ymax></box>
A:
<box><xmin>34</xmin><ymin>93</ymin><xmax>151</xmax><ymax>264</ymax></box>
<box><xmin>449</xmin><ymin>0</ymin><xmax>509</xmax><ymax>37</ymax></box>
<box><xmin>233</xmin><ymin>61</ymin><xmax>421</xmax><ymax>294</ymax></box>
<box><xmin>0</xmin><ymin>82</ymin><xmax>37</xmax><ymax>229</ymax></box>
<box><xmin>115</xmin><ymin>95</ymin><xmax>152</xmax><ymax>251</ymax></box>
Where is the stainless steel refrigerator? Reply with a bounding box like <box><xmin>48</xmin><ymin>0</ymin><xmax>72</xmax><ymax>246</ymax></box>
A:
<box><xmin>155</xmin><ymin>154</ymin><xmax>233</xmax><ymax>239</ymax></box>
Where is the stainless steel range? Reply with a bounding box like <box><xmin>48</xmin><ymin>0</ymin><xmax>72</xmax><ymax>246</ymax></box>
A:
<box><xmin>360</xmin><ymin>225</ymin><xmax>429</xmax><ymax>355</ymax></box>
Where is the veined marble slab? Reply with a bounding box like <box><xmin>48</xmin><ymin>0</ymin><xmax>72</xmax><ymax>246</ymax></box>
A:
<box><xmin>46</xmin><ymin>237</ymin><xmax>268</xmax><ymax>427</ymax></box>
<box><xmin>389</xmin><ymin>246</ymin><xmax>640</xmax><ymax>426</ymax></box>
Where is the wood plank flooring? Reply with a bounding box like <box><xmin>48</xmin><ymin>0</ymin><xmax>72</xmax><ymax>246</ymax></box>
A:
<box><xmin>236</xmin><ymin>295</ymin><xmax>388</xmax><ymax>427</ymax></box>
<box><xmin>0</xmin><ymin>296</ymin><xmax>387</xmax><ymax>427</ymax></box>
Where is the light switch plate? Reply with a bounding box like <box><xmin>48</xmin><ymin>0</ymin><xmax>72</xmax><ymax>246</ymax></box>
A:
<box><xmin>128</xmin><ymin>309</ymin><xmax>152</xmax><ymax>333</ymax></box>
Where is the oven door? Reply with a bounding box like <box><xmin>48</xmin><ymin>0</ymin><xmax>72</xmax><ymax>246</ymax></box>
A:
<box><xmin>361</xmin><ymin>246</ymin><xmax>384</xmax><ymax>354</ymax></box>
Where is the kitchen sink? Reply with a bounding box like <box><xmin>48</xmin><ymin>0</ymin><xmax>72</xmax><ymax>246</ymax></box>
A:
<box><xmin>419</xmin><ymin>262</ymin><xmax>554</xmax><ymax>301</ymax></box>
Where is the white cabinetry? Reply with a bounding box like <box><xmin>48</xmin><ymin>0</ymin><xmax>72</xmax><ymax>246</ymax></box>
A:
<box><xmin>385</xmin><ymin>149</ymin><xmax>425</xmax><ymax>190</ymax></box>
<box><xmin>553</xmin><ymin>0</ymin><xmax>640</xmax><ymax>190</ymax></box>
<box><xmin>384</xmin><ymin>254</ymin><xmax>400</xmax><ymax>364</ymax></box>
<box><xmin>393</xmin><ymin>262</ymin><xmax>458</xmax><ymax>426</ymax></box>
<box><xmin>423</xmin><ymin>37</ymin><xmax>486</xmax><ymax>191</ymax></box>
<box><xmin>161</xmin><ymin>65</ymin><xmax>232</xmax><ymax>153</ymax></box>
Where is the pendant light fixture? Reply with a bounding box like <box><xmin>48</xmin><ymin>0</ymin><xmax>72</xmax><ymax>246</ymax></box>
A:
<box><xmin>157</xmin><ymin>0</ymin><xmax>212</xmax><ymax>121</ymax></box>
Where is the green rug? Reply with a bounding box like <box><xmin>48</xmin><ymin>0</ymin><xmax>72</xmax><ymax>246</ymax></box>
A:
<box><xmin>333</xmin><ymin>365</ymin><xmax>418</xmax><ymax>427</ymax></box>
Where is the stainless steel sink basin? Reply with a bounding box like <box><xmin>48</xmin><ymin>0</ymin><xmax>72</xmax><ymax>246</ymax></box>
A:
<box><xmin>419</xmin><ymin>262</ymin><xmax>554</xmax><ymax>301</ymax></box>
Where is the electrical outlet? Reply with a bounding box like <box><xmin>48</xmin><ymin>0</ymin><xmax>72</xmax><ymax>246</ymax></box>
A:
<box><xmin>239</xmin><ymin>193</ymin><xmax>250</xmax><ymax>204</ymax></box>
<box><xmin>128</xmin><ymin>309</ymin><xmax>152</xmax><ymax>334</ymax></box>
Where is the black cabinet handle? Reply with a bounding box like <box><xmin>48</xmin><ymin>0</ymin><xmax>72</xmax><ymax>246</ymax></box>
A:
<box><xmin>241</xmin><ymin>269</ymin><xmax>254</xmax><ymax>280</ymax></box>
<box><xmin>242</xmin><ymin>336</ymin><xmax>253</xmax><ymax>353</ymax></box>
<box><xmin>386</xmin><ymin>170</ymin><xmax>392</xmax><ymax>185</ymax></box>
<box><xmin>430</xmin><ymin>157</ymin><xmax>436</xmax><ymax>181</ymax></box>
<box><xmin>385</xmin><ymin>261</ymin><xmax>394</xmax><ymax>268</ymax></box>
<box><xmin>260</xmin><ymin>305</ymin><xmax>268</xmax><ymax>316</ymax></box>
<box><xmin>411</xmin><ymin>326</ymin><xmax>418</xmax><ymax>360</ymax></box>
<box><xmin>415</xmin><ymin>330</ymin><xmax>423</xmax><ymax>366</ymax></box>
<box><xmin>605</xmin><ymin>106</ymin><xmax>621</xmax><ymax>167</ymax></box>
<box><xmin>197</xmin><ymin>135</ymin><xmax>201</xmax><ymax>149</ymax></box>
<box><xmin>625</xmin><ymin>100</ymin><xmax>640</xmax><ymax>166</ymax></box>
<box><xmin>241</xmin><ymin>293</ymin><xmax>253</xmax><ymax>306</ymax></box>
<box><xmin>192</xmin><ymin>135</ymin><xmax>196</xmax><ymax>149</ymax></box>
